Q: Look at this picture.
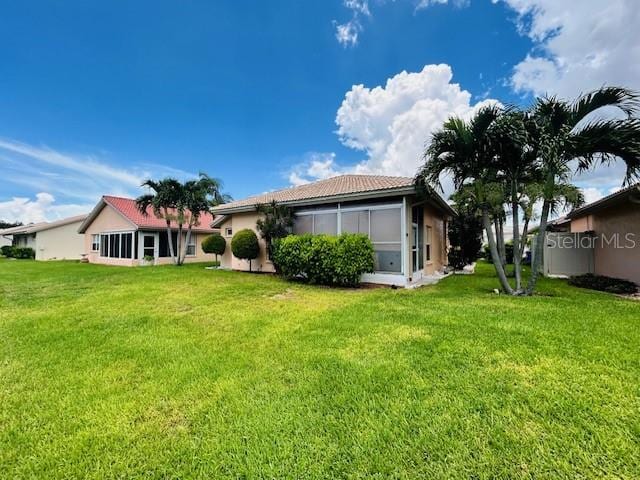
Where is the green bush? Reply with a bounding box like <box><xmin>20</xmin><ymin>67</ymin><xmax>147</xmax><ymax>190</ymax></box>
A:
<box><xmin>201</xmin><ymin>233</ymin><xmax>226</xmax><ymax>260</ymax></box>
<box><xmin>231</xmin><ymin>229</ymin><xmax>259</xmax><ymax>271</ymax></box>
<box><xmin>568</xmin><ymin>273</ymin><xmax>637</xmax><ymax>295</ymax></box>
<box><xmin>11</xmin><ymin>247</ymin><xmax>35</xmax><ymax>259</ymax></box>
<box><xmin>273</xmin><ymin>233</ymin><xmax>375</xmax><ymax>287</ymax></box>
<box><xmin>1</xmin><ymin>245</ymin><xmax>14</xmax><ymax>257</ymax></box>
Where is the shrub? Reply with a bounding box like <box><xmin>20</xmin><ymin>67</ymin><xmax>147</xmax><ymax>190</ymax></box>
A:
<box><xmin>568</xmin><ymin>273</ymin><xmax>637</xmax><ymax>295</ymax></box>
<box><xmin>231</xmin><ymin>229</ymin><xmax>260</xmax><ymax>271</ymax></box>
<box><xmin>1</xmin><ymin>245</ymin><xmax>14</xmax><ymax>257</ymax></box>
<box><xmin>11</xmin><ymin>247</ymin><xmax>35</xmax><ymax>259</ymax></box>
<box><xmin>273</xmin><ymin>233</ymin><xmax>375</xmax><ymax>287</ymax></box>
<box><xmin>202</xmin><ymin>233</ymin><xmax>226</xmax><ymax>261</ymax></box>
<box><xmin>448</xmin><ymin>210</ymin><xmax>482</xmax><ymax>268</ymax></box>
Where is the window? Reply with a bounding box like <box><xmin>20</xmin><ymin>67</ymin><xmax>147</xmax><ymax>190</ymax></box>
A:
<box><xmin>99</xmin><ymin>232</ymin><xmax>134</xmax><ymax>259</ymax></box>
<box><xmin>293</xmin><ymin>204</ymin><xmax>403</xmax><ymax>274</ymax></box>
<box><xmin>225</xmin><ymin>227</ymin><xmax>233</xmax><ymax>237</ymax></box>
<box><xmin>425</xmin><ymin>226</ymin><xmax>433</xmax><ymax>263</ymax></box>
<box><xmin>159</xmin><ymin>232</ymin><xmax>178</xmax><ymax>258</ymax></box>
<box><xmin>293</xmin><ymin>212</ymin><xmax>337</xmax><ymax>235</ymax></box>
<box><xmin>91</xmin><ymin>234</ymin><xmax>100</xmax><ymax>252</ymax></box>
<box><xmin>341</xmin><ymin>210</ymin><xmax>369</xmax><ymax>234</ymax></box>
<box><xmin>186</xmin><ymin>235</ymin><xmax>196</xmax><ymax>256</ymax></box>
<box><xmin>313</xmin><ymin>213</ymin><xmax>337</xmax><ymax>235</ymax></box>
<box><xmin>370</xmin><ymin>208</ymin><xmax>402</xmax><ymax>273</ymax></box>
<box><xmin>293</xmin><ymin>215</ymin><xmax>313</xmax><ymax>234</ymax></box>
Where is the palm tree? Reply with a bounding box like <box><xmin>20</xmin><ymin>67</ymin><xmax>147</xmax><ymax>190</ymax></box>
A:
<box><xmin>255</xmin><ymin>200</ymin><xmax>295</xmax><ymax>261</ymax></box>
<box><xmin>416</xmin><ymin>105</ymin><xmax>517</xmax><ymax>294</ymax></box>
<box><xmin>526</xmin><ymin>86</ymin><xmax>640</xmax><ymax>294</ymax></box>
<box><xmin>178</xmin><ymin>174</ymin><xmax>230</xmax><ymax>265</ymax></box>
<box><xmin>136</xmin><ymin>178</ymin><xmax>183</xmax><ymax>264</ymax></box>
<box><xmin>137</xmin><ymin>174</ymin><xmax>230</xmax><ymax>266</ymax></box>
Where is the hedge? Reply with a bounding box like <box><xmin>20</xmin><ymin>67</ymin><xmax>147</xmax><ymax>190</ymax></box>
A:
<box><xmin>1</xmin><ymin>246</ymin><xmax>35</xmax><ymax>259</ymax></box>
<box><xmin>568</xmin><ymin>273</ymin><xmax>637</xmax><ymax>295</ymax></box>
<box><xmin>273</xmin><ymin>233</ymin><xmax>375</xmax><ymax>287</ymax></box>
<box><xmin>202</xmin><ymin>233</ymin><xmax>226</xmax><ymax>258</ymax></box>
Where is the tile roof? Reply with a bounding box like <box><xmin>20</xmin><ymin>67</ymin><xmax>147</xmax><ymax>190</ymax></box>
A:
<box><xmin>212</xmin><ymin>175</ymin><xmax>417</xmax><ymax>212</ymax></box>
<box><xmin>102</xmin><ymin>196</ymin><xmax>217</xmax><ymax>232</ymax></box>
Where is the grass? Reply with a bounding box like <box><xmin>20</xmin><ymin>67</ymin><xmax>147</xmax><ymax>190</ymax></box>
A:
<box><xmin>0</xmin><ymin>259</ymin><xmax>638</xmax><ymax>479</ymax></box>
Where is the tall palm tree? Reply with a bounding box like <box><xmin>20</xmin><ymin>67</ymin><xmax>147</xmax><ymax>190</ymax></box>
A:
<box><xmin>526</xmin><ymin>86</ymin><xmax>640</xmax><ymax>294</ymax></box>
<box><xmin>416</xmin><ymin>105</ymin><xmax>517</xmax><ymax>294</ymax></box>
<box><xmin>137</xmin><ymin>174</ymin><xmax>230</xmax><ymax>266</ymax></box>
<box><xmin>136</xmin><ymin>178</ymin><xmax>183</xmax><ymax>264</ymax></box>
<box><xmin>178</xmin><ymin>174</ymin><xmax>230</xmax><ymax>265</ymax></box>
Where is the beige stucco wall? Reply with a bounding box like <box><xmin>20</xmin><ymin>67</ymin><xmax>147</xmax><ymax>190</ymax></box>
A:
<box><xmin>586</xmin><ymin>205</ymin><xmax>639</xmax><ymax>285</ymax></box>
<box><xmin>35</xmin><ymin>220</ymin><xmax>85</xmax><ymax>260</ymax></box>
<box><xmin>84</xmin><ymin>204</ymin><xmax>137</xmax><ymax>265</ymax></box>
<box><xmin>423</xmin><ymin>204</ymin><xmax>447</xmax><ymax>275</ymax></box>
<box><xmin>218</xmin><ymin>212</ymin><xmax>272</xmax><ymax>272</ymax></box>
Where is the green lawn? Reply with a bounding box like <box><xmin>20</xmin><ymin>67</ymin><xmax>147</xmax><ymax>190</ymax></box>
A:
<box><xmin>1</xmin><ymin>259</ymin><xmax>638</xmax><ymax>479</ymax></box>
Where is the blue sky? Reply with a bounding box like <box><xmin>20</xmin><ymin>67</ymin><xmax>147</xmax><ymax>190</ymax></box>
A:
<box><xmin>1</xmin><ymin>0</ymin><xmax>638</xmax><ymax>222</ymax></box>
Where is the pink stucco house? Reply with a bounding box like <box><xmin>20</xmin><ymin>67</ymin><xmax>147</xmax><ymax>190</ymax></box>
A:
<box><xmin>78</xmin><ymin>195</ymin><xmax>218</xmax><ymax>266</ymax></box>
<box><xmin>541</xmin><ymin>183</ymin><xmax>640</xmax><ymax>285</ymax></box>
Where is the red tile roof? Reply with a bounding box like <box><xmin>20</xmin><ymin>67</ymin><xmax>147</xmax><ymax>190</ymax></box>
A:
<box><xmin>103</xmin><ymin>195</ymin><xmax>217</xmax><ymax>232</ymax></box>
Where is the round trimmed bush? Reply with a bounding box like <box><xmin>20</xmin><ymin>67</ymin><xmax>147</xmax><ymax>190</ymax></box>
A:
<box><xmin>201</xmin><ymin>233</ymin><xmax>226</xmax><ymax>263</ymax></box>
<box><xmin>231</xmin><ymin>229</ymin><xmax>259</xmax><ymax>271</ymax></box>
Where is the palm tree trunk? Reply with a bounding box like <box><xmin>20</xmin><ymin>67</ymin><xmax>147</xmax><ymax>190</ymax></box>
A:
<box><xmin>165</xmin><ymin>223</ymin><xmax>177</xmax><ymax>265</ymax></box>
<box><xmin>525</xmin><ymin>200</ymin><xmax>551</xmax><ymax>295</ymax></box>
<box><xmin>176</xmin><ymin>224</ymin><xmax>183</xmax><ymax>266</ymax></box>
<box><xmin>496</xmin><ymin>217</ymin><xmax>506</xmax><ymax>266</ymax></box>
<box><xmin>512</xmin><ymin>191</ymin><xmax>522</xmax><ymax>292</ymax></box>
<box><xmin>519</xmin><ymin>217</ymin><xmax>530</xmax><ymax>261</ymax></box>
<box><xmin>483</xmin><ymin>210</ymin><xmax>514</xmax><ymax>294</ymax></box>
<box><xmin>180</xmin><ymin>226</ymin><xmax>193</xmax><ymax>265</ymax></box>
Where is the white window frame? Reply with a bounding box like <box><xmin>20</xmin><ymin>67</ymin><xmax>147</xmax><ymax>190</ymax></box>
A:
<box><xmin>225</xmin><ymin>227</ymin><xmax>233</xmax><ymax>237</ymax></box>
<box><xmin>98</xmin><ymin>230</ymin><xmax>136</xmax><ymax>259</ymax></box>
<box><xmin>185</xmin><ymin>234</ymin><xmax>197</xmax><ymax>257</ymax></box>
<box><xmin>91</xmin><ymin>234</ymin><xmax>100</xmax><ymax>252</ymax></box>
<box><xmin>425</xmin><ymin>225</ymin><xmax>433</xmax><ymax>264</ymax></box>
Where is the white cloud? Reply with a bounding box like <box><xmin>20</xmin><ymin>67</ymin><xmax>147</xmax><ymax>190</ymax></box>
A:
<box><xmin>286</xmin><ymin>64</ymin><xmax>498</xmax><ymax>200</ymax></box>
<box><xmin>580</xmin><ymin>187</ymin><xmax>604</xmax><ymax>206</ymax></box>
<box><xmin>336</xmin><ymin>64</ymin><xmax>497</xmax><ymax>182</ymax></box>
<box><xmin>335</xmin><ymin>20</ymin><xmax>361</xmax><ymax>47</ymax></box>
<box><xmin>288</xmin><ymin>152</ymin><xmax>341</xmax><ymax>186</ymax></box>
<box><xmin>0</xmin><ymin>138</ymin><xmax>197</xmax><ymax>222</ymax></box>
<box><xmin>499</xmin><ymin>0</ymin><xmax>640</xmax><ymax>97</ymax></box>
<box><xmin>0</xmin><ymin>193</ymin><xmax>92</xmax><ymax>224</ymax></box>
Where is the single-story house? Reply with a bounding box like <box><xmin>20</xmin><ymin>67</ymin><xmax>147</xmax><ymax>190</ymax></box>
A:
<box><xmin>78</xmin><ymin>195</ymin><xmax>218</xmax><ymax>266</ymax></box>
<box><xmin>539</xmin><ymin>183</ymin><xmax>640</xmax><ymax>285</ymax></box>
<box><xmin>211</xmin><ymin>174</ymin><xmax>455</xmax><ymax>286</ymax></box>
<box><xmin>0</xmin><ymin>215</ymin><xmax>88</xmax><ymax>260</ymax></box>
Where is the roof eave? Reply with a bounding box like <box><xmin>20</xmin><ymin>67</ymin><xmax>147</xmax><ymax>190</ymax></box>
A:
<box><xmin>211</xmin><ymin>186</ymin><xmax>418</xmax><ymax>215</ymax></box>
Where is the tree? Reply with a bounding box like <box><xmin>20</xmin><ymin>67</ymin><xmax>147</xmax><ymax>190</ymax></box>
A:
<box><xmin>231</xmin><ymin>229</ymin><xmax>259</xmax><ymax>272</ymax></box>
<box><xmin>136</xmin><ymin>178</ymin><xmax>182</xmax><ymax>264</ymax></box>
<box><xmin>202</xmin><ymin>233</ymin><xmax>226</xmax><ymax>263</ymax></box>
<box><xmin>447</xmin><ymin>187</ymin><xmax>483</xmax><ymax>269</ymax></box>
<box><xmin>0</xmin><ymin>220</ymin><xmax>22</xmax><ymax>230</ymax></box>
<box><xmin>416</xmin><ymin>105</ymin><xmax>518</xmax><ymax>294</ymax></box>
<box><xmin>526</xmin><ymin>87</ymin><xmax>640</xmax><ymax>294</ymax></box>
<box><xmin>178</xmin><ymin>174</ymin><xmax>231</xmax><ymax>264</ymax></box>
<box><xmin>255</xmin><ymin>201</ymin><xmax>294</xmax><ymax>261</ymax></box>
<box><xmin>136</xmin><ymin>173</ymin><xmax>230</xmax><ymax>266</ymax></box>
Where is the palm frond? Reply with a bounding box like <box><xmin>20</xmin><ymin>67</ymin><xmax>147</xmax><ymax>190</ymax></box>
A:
<box><xmin>570</xmin><ymin>86</ymin><xmax>640</xmax><ymax>122</ymax></box>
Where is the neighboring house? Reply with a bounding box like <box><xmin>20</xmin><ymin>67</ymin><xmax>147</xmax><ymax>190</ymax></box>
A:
<box><xmin>539</xmin><ymin>183</ymin><xmax>640</xmax><ymax>285</ymax></box>
<box><xmin>211</xmin><ymin>175</ymin><xmax>455</xmax><ymax>286</ymax></box>
<box><xmin>0</xmin><ymin>215</ymin><xmax>87</xmax><ymax>260</ymax></box>
<box><xmin>78</xmin><ymin>195</ymin><xmax>218</xmax><ymax>266</ymax></box>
